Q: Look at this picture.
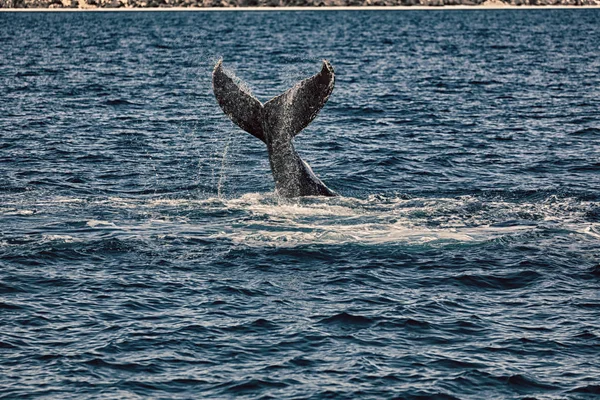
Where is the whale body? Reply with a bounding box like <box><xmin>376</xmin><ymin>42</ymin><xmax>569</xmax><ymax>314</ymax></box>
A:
<box><xmin>212</xmin><ymin>60</ymin><xmax>337</xmax><ymax>198</ymax></box>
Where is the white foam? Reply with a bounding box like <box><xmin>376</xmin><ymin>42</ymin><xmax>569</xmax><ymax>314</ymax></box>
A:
<box><xmin>2</xmin><ymin>209</ymin><xmax>35</xmax><ymax>216</ymax></box>
<box><xmin>580</xmin><ymin>225</ymin><xmax>600</xmax><ymax>239</ymax></box>
<box><xmin>5</xmin><ymin>193</ymin><xmax>597</xmax><ymax>248</ymax></box>
<box><xmin>42</xmin><ymin>234</ymin><xmax>80</xmax><ymax>243</ymax></box>
<box><xmin>86</xmin><ymin>220</ymin><xmax>117</xmax><ymax>228</ymax></box>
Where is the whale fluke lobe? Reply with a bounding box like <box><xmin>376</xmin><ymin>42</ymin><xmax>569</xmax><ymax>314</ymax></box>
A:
<box><xmin>263</xmin><ymin>60</ymin><xmax>335</xmax><ymax>140</ymax></box>
<box><xmin>212</xmin><ymin>60</ymin><xmax>337</xmax><ymax>198</ymax></box>
<box><xmin>212</xmin><ymin>59</ymin><xmax>266</xmax><ymax>143</ymax></box>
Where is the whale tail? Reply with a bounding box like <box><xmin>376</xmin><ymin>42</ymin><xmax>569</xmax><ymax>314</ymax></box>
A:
<box><xmin>212</xmin><ymin>60</ymin><xmax>337</xmax><ymax>198</ymax></box>
<box><xmin>212</xmin><ymin>59</ymin><xmax>335</xmax><ymax>143</ymax></box>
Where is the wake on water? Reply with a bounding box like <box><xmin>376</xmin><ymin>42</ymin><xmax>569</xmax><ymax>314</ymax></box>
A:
<box><xmin>3</xmin><ymin>192</ymin><xmax>598</xmax><ymax>249</ymax></box>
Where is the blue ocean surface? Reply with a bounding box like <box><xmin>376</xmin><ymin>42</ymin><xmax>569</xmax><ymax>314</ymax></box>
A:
<box><xmin>1</xmin><ymin>9</ymin><xmax>600</xmax><ymax>399</ymax></box>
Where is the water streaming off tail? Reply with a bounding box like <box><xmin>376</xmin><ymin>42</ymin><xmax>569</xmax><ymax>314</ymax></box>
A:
<box><xmin>217</xmin><ymin>133</ymin><xmax>233</xmax><ymax>199</ymax></box>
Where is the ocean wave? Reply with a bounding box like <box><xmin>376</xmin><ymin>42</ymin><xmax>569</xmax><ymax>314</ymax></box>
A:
<box><xmin>2</xmin><ymin>10</ymin><xmax>600</xmax><ymax>399</ymax></box>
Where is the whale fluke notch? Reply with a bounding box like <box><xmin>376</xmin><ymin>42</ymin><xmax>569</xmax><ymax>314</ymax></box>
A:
<box><xmin>212</xmin><ymin>59</ymin><xmax>337</xmax><ymax>197</ymax></box>
<box><xmin>212</xmin><ymin>59</ymin><xmax>266</xmax><ymax>143</ymax></box>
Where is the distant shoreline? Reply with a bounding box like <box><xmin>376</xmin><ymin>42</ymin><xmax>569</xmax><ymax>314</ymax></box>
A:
<box><xmin>2</xmin><ymin>4</ymin><xmax>600</xmax><ymax>9</ymax></box>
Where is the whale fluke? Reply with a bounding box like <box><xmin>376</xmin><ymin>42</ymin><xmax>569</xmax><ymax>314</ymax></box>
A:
<box><xmin>212</xmin><ymin>60</ymin><xmax>266</xmax><ymax>143</ymax></box>
<box><xmin>212</xmin><ymin>60</ymin><xmax>337</xmax><ymax>198</ymax></box>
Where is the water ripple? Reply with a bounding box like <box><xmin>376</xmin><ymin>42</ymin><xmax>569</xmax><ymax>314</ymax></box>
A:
<box><xmin>1</xmin><ymin>9</ymin><xmax>600</xmax><ymax>400</ymax></box>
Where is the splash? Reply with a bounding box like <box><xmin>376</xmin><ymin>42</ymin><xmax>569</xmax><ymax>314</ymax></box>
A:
<box><xmin>7</xmin><ymin>193</ymin><xmax>595</xmax><ymax>249</ymax></box>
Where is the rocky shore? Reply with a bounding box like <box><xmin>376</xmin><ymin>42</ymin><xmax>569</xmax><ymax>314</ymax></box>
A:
<box><xmin>1</xmin><ymin>0</ymin><xmax>598</xmax><ymax>9</ymax></box>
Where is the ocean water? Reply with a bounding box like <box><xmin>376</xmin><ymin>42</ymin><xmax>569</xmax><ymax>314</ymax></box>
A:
<box><xmin>1</xmin><ymin>9</ymin><xmax>600</xmax><ymax>399</ymax></box>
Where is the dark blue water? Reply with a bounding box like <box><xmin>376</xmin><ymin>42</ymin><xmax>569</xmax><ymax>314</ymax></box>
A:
<box><xmin>1</xmin><ymin>10</ymin><xmax>600</xmax><ymax>399</ymax></box>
